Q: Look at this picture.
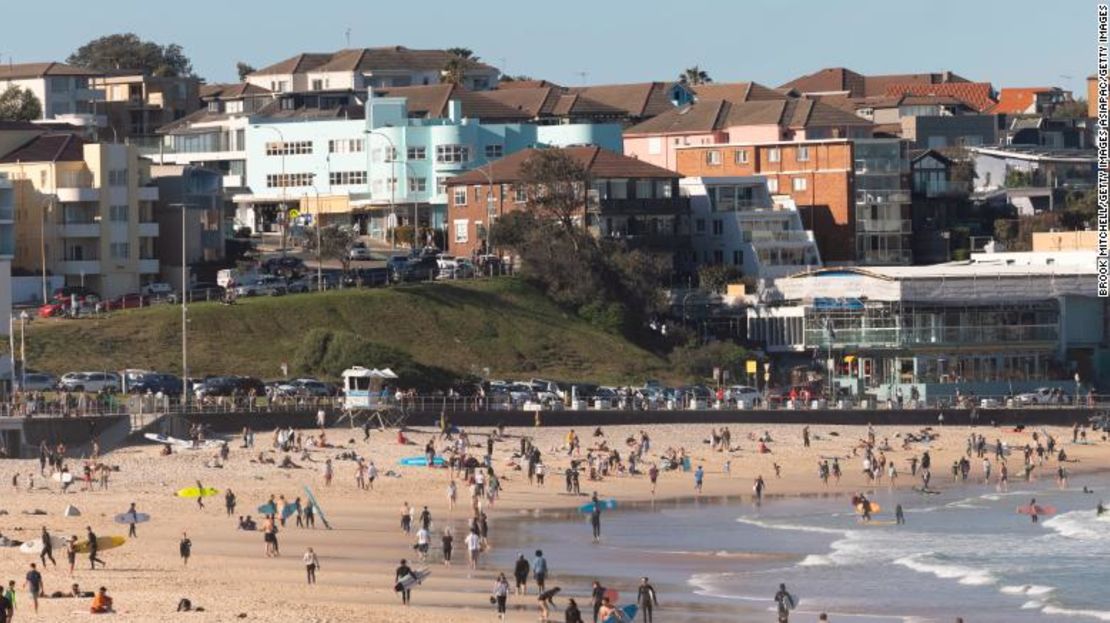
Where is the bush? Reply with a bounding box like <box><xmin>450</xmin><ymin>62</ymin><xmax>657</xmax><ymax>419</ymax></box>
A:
<box><xmin>292</xmin><ymin>329</ymin><xmax>456</xmax><ymax>389</ymax></box>
<box><xmin>578</xmin><ymin>300</ymin><xmax>628</xmax><ymax>333</ymax></box>
<box><xmin>670</xmin><ymin>340</ymin><xmax>749</xmax><ymax>381</ymax></box>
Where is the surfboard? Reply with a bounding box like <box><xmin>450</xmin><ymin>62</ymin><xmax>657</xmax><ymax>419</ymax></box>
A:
<box><xmin>579</xmin><ymin>498</ymin><xmax>618</xmax><ymax>513</ymax></box>
<box><xmin>303</xmin><ymin>486</ymin><xmax>332</xmax><ymax>529</ymax></box>
<box><xmin>859</xmin><ymin>519</ymin><xmax>899</xmax><ymax>526</ymax></box>
<box><xmin>176</xmin><ymin>486</ymin><xmax>219</xmax><ymax>498</ymax></box>
<box><xmin>396</xmin><ymin>569</ymin><xmax>431</xmax><ymax>590</ymax></box>
<box><xmin>603</xmin><ymin>604</ymin><xmax>638</xmax><ymax>623</ymax></box>
<box><xmin>73</xmin><ymin>536</ymin><xmax>126</xmax><ymax>554</ymax></box>
<box><xmin>398</xmin><ymin>456</ymin><xmax>446</xmax><ymax>467</ymax></box>
<box><xmin>281</xmin><ymin>503</ymin><xmax>298</xmax><ymax>521</ymax></box>
<box><xmin>855</xmin><ymin>502</ymin><xmax>881</xmax><ymax>515</ymax></box>
<box><xmin>258</xmin><ymin>503</ymin><xmax>277</xmax><ymax>515</ymax></box>
<box><xmin>1017</xmin><ymin>504</ymin><xmax>1057</xmax><ymax>517</ymax></box>
<box><xmin>913</xmin><ymin>486</ymin><xmax>941</xmax><ymax>495</ymax></box>
<box><xmin>19</xmin><ymin>535</ymin><xmax>67</xmax><ymax>554</ymax></box>
<box><xmin>51</xmin><ymin>472</ymin><xmax>74</xmax><ymax>483</ymax></box>
<box><xmin>113</xmin><ymin>512</ymin><xmax>151</xmax><ymax>525</ymax></box>
<box><xmin>144</xmin><ymin>433</ymin><xmax>222</xmax><ymax>450</ymax></box>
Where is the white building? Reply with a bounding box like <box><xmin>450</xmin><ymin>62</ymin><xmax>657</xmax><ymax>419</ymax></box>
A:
<box><xmin>0</xmin><ymin>62</ymin><xmax>104</xmax><ymax>128</ymax></box>
<box><xmin>680</xmin><ymin>176</ymin><xmax>821</xmax><ymax>280</ymax></box>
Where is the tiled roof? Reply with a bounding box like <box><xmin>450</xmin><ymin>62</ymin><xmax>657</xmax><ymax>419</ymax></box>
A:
<box><xmin>372</xmin><ymin>85</ymin><xmax>535</xmax><ymax>121</ymax></box>
<box><xmin>0</xmin><ymin>132</ymin><xmax>86</xmax><ymax>163</ymax></box>
<box><xmin>991</xmin><ymin>87</ymin><xmax>1057</xmax><ymax>114</ymax></box>
<box><xmin>200</xmin><ymin>82</ymin><xmax>272</xmax><ymax>100</ymax></box>
<box><xmin>691</xmin><ymin>81</ymin><xmax>788</xmax><ymax>103</ymax></box>
<box><xmin>882</xmin><ymin>82</ymin><xmax>996</xmax><ymax>112</ymax></box>
<box><xmin>446</xmin><ymin>146</ymin><xmax>680</xmax><ymax>185</ymax></box>
<box><xmin>495</xmin><ymin>79</ymin><xmax>561</xmax><ymax>90</ymax></box>
<box><xmin>251</xmin><ymin>47</ymin><xmax>497</xmax><ymax>76</ymax></box>
<box><xmin>0</xmin><ymin>62</ymin><xmax>101</xmax><ymax>80</ymax></box>
<box><xmin>779</xmin><ymin>67</ymin><xmax>970</xmax><ymax>98</ymax></box>
<box><xmin>624</xmin><ymin>98</ymin><xmax>871</xmax><ymax>136</ymax></box>
<box><xmin>480</xmin><ymin>86</ymin><xmax>629</xmax><ymax>119</ymax></box>
<box><xmin>566</xmin><ymin>82</ymin><xmax>676</xmax><ymax>118</ymax></box>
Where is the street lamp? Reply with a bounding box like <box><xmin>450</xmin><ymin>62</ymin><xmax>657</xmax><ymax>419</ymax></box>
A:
<box><xmin>18</xmin><ymin>310</ymin><xmax>28</xmax><ymax>391</ymax></box>
<box><xmin>304</xmin><ymin>186</ymin><xmax>324</xmax><ymax>291</ymax></box>
<box><xmin>364</xmin><ymin>130</ymin><xmax>419</xmax><ymax>250</ymax></box>
<box><xmin>40</xmin><ymin>199</ymin><xmax>53</xmax><ymax>304</ymax></box>
<box><xmin>476</xmin><ymin>162</ymin><xmax>496</xmax><ymax>261</ymax></box>
<box><xmin>251</xmin><ymin>124</ymin><xmax>288</xmax><ymax>255</ymax></box>
<box><xmin>169</xmin><ymin>203</ymin><xmax>190</xmax><ymax>409</ymax></box>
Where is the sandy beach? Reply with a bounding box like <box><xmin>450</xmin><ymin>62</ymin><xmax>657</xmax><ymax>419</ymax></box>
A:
<box><xmin>0</xmin><ymin>419</ymin><xmax>1104</xmax><ymax>622</ymax></box>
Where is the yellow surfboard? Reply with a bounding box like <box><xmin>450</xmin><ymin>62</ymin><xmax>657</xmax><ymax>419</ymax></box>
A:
<box><xmin>175</xmin><ymin>486</ymin><xmax>219</xmax><ymax>498</ymax></box>
<box><xmin>74</xmin><ymin>536</ymin><xmax>126</xmax><ymax>554</ymax></box>
<box><xmin>855</xmin><ymin>502</ymin><xmax>882</xmax><ymax>515</ymax></box>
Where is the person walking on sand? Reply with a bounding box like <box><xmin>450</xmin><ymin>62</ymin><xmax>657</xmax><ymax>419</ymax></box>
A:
<box><xmin>303</xmin><ymin>547</ymin><xmax>319</xmax><ymax>584</ymax></box>
<box><xmin>323</xmin><ymin>459</ymin><xmax>333</xmax><ymax>487</ymax></box>
<box><xmin>637</xmin><ymin>577</ymin><xmax>659</xmax><ymax>623</ymax></box>
<box><xmin>394</xmin><ymin>558</ymin><xmax>413</xmax><ymax>605</ymax></box>
<box><xmin>513</xmin><ymin>553</ymin><xmax>530</xmax><ymax>595</ymax></box>
<box><xmin>754</xmin><ymin>475</ymin><xmax>766</xmax><ymax>505</ymax></box>
<box><xmin>24</xmin><ymin>562</ymin><xmax>43</xmax><ymax>613</ymax></box>
<box><xmin>533</xmin><ymin>549</ymin><xmax>548</xmax><ymax>594</ymax></box>
<box><xmin>441</xmin><ymin>527</ymin><xmax>454</xmax><ymax>566</ymax></box>
<box><xmin>66</xmin><ymin>535</ymin><xmax>78</xmax><ymax>575</ymax></box>
<box><xmin>648</xmin><ymin>463</ymin><xmax>659</xmax><ymax>496</ymax></box>
<box><xmin>225</xmin><ymin>489</ymin><xmax>236</xmax><ymax>517</ymax></box>
<box><xmin>591</xmin><ymin>580</ymin><xmax>606</xmax><ymax>623</ymax></box>
<box><xmin>448</xmin><ymin>480</ymin><xmax>458</xmax><ymax>510</ymax></box>
<box><xmin>774</xmin><ymin>583</ymin><xmax>796</xmax><ymax>623</ymax></box>
<box><xmin>179</xmin><ymin>532</ymin><xmax>192</xmax><ymax>566</ymax></box>
<box><xmin>694</xmin><ymin>465</ymin><xmax>704</xmax><ymax>495</ymax></box>
<box><xmin>465</xmin><ymin>529</ymin><xmax>482</xmax><ymax>569</ymax></box>
<box><xmin>492</xmin><ymin>572</ymin><xmax>510</xmax><ymax>621</ymax></box>
<box><xmin>401</xmin><ymin>502</ymin><xmax>412</xmax><ymax>534</ymax></box>
<box><xmin>86</xmin><ymin>527</ymin><xmax>106</xmax><ymax>569</ymax></box>
<box><xmin>125</xmin><ymin>503</ymin><xmax>140</xmax><ymax>538</ymax></box>
<box><xmin>590</xmin><ymin>493</ymin><xmax>603</xmax><ymax>543</ymax></box>
<box><xmin>39</xmin><ymin>526</ymin><xmax>56</xmax><ymax>567</ymax></box>
<box><xmin>0</xmin><ymin>583</ymin><xmax>11</xmax><ymax>623</ymax></box>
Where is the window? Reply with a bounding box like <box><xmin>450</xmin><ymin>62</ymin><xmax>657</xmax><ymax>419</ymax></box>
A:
<box><xmin>109</xmin><ymin>205</ymin><xmax>128</xmax><ymax>222</ymax></box>
<box><xmin>766</xmin><ymin>178</ymin><xmax>779</xmax><ymax>193</ymax></box>
<box><xmin>767</xmin><ymin>148</ymin><xmax>781</xmax><ymax>163</ymax></box>
<box><xmin>371</xmin><ymin>146</ymin><xmax>397</xmax><ymax>162</ymax></box>
<box><xmin>107</xmin><ymin>169</ymin><xmax>128</xmax><ymax>186</ymax></box>
<box><xmin>712</xmin><ymin>219</ymin><xmax>723</xmax><ymax>236</ymax></box>
<box><xmin>226</xmin><ymin>100</ymin><xmax>243</xmax><ymax>114</ymax></box>
<box><xmin>311</xmin><ymin>79</ymin><xmax>323</xmax><ymax>91</ymax></box>
<box><xmin>110</xmin><ymin>242</ymin><xmax>129</xmax><ymax>260</ymax></box>
<box><xmin>473</xmin><ymin>186</ymin><xmax>484</xmax><ymax>201</ymax></box>
<box><xmin>705</xmin><ymin>150</ymin><xmax>721</xmax><ymax>165</ymax></box>
<box><xmin>436</xmin><ymin>176</ymin><xmax>450</xmax><ymax>191</ymax></box>
<box><xmin>734</xmin><ymin>149</ymin><xmax>749</xmax><ymax>164</ymax></box>
<box><xmin>792</xmin><ymin>177</ymin><xmax>807</xmax><ymax>192</ymax></box>
<box><xmin>484</xmin><ymin>144</ymin><xmax>503</xmax><ymax>159</ymax></box>
<box><xmin>265</xmin><ymin>173</ymin><xmax>315</xmax><ymax>188</ymax></box>
<box><xmin>713</xmin><ymin>249</ymin><xmax>724</xmax><ymax>264</ymax></box>
<box><xmin>453</xmin><ymin>188</ymin><xmax>467</xmax><ymax>205</ymax></box>
<box><xmin>270</xmin><ymin>80</ymin><xmax>288</xmax><ymax>93</ymax></box>
<box><xmin>732</xmin><ymin>250</ymin><xmax>743</xmax><ymax>266</ymax></box>
<box><xmin>797</xmin><ymin>146</ymin><xmax>810</xmax><ymax>162</ymax></box>
<box><xmin>329</xmin><ymin>171</ymin><xmax>367</xmax><ymax>186</ymax></box>
<box><xmin>654</xmin><ymin>180</ymin><xmax>671</xmax><ymax>199</ymax></box>
<box><xmin>453</xmin><ymin>220</ymin><xmax>468</xmax><ymax>243</ymax></box>
<box><xmin>408</xmin><ymin>177</ymin><xmax>427</xmax><ymax>193</ymax></box>
<box><xmin>436</xmin><ymin>144</ymin><xmax>470</xmax><ymax>164</ymax></box>
<box><xmin>608</xmin><ymin>179</ymin><xmax>628</xmax><ymax>200</ymax></box>
<box><xmin>407</xmin><ymin>146</ymin><xmax>427</xmax><ymax>160</ymax></box>
<box><xmin>635</xmin><ymin>179</ymin><xmax>653</xmax><ymax>199</ymax></box>
<box><xmin>695</xmin><ymin>218</ymin><xmax>706</xmax><ymax>233</ymax></box>
<box><xmin>328</xmin><ymin>139</ymin><xmax>364</xmax><ymax>154</ymax></box>
<box><xmin>648</xmin><ymin>137</ymin><xmax>662</xmax><ymax>155</ymax></box>
<box><xmin>265</xmin><ymin>141</ymin><xmax>313</xmax><ymax>156</ymax></box>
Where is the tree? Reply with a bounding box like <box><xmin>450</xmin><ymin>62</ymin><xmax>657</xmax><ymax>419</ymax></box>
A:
<box><xmin>302</xmin><ymin>224</ymin><xmax>359</xmax><ymax>274</ymax></box>
<box><xmin>446</xmin><ymin>48</ymin><xmax>476</xmax><ymax>60</ymax></box>
<box><xmin>1050</xmin><ymin>99</ymin><xmax>1089</xmax><ymax>119</ymax></box>
<box><xmin>697</xmin><ymin>264</ymin><xmax>743</xmax><ymax>293</ymax></box>
<box><xmin>519</xmin><ymin>150</ymin><xmax>589</xmax><ymax>244</ymax></box>
<box><xmin>1004</xmin><ymin>168</ymin><xmax>1034</xmax><ymax>188</ymax></box>
<box><xmin>236</xmin><ymin>62</ymin><xmax>256</xmax><ymax>82</ymax></box>
<box><xmin>67</xmin><ymin>33</ymin><xmax>193</xmax><ymax>77</ymax></box>
<box><xmin>441</xmin><ymin>48</ymin><xmax>479</xmax><ymax>86</ymax></box>
<box><xmin>501</xmin><ymin>74</ymin><xmax>534</xmax><ymax>82</ymax></box>
<box><xmin>0</xmin><ymin>86</ymin><xmax>42</xmax><ymax>121</ymax></box>
<box><xmin>679</xmin><ymin>66</ymin><xmax>712</xmax><ymax>86</ymax></box>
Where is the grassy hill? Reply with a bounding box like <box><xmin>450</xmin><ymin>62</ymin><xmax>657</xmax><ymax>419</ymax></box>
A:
<box><xmin>20</xmin><ymin>278</ymin><xmax>673</xmax><ymax>385</ymax></box>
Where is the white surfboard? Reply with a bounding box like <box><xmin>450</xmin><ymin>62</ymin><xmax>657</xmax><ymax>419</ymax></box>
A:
<box><xmin>19</xmin><ymin>534</ymin><xmax>68</xmax><ymax>554</ymax></box>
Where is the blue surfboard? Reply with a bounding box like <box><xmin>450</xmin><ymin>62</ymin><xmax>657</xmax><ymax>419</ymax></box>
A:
<box><xmin>281</xmin><ymin>503</ymin><xmax>298</xmax><ymax>521</ymax></box>
<box><xmin>257</xmin><ymin>502</ymin><xmax>277</xmax><ymax>515</ymax></box>
<box><xmin>303</xmin><ymin>485</ymin><xmax>332</xmax><ymax>530</ymax></box>
<box><xmin>604</xmin><ymin>604</ymin><xmax>638</xmax><ymax>623</ymax></box>
<box><xmin>399</xmin><ymin>456</ymin><xmax>446</xmax><ymax>466</ymax></box>
<box><xmin>578</xmin><ymin>498</ymin><xmax>618</xmax><ymax>513</ymax></box>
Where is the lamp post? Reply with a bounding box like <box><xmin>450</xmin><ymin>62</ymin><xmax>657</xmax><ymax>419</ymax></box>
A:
<box><xmin>40</xmin><ymin>200</ymin><xmax>53</xmax><ymax>304</ymax></box>
<box><xmin>7</xmin><ymin>315</ymin><xmax>14</xmax><ymax>397</ymax></box>
<box><xmin>169</xmin><ymin>203</ymin><xmax>190</xmax><ymax>409</ymax></box>
<box><xmin>251</xmin><ymin>124</ymin><xmax>288</xmax><ymax>255</ymax></box>
<box><xmin>18</xmin><ymin>310</ymin><xmax>27</xmax><ymax>391</ymax></box>
<box><xmin>304</xmin><ymin>186</ymin><xmax>324</xmax><ymax>291</ymax></box>
<box><xmin>364</xmin><ymin>130</ymin><xmax>400</xmax><ymax>250</ymax></box>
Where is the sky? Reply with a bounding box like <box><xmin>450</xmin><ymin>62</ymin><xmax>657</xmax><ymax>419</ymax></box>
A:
<box><xmin>1</xmin><ymin>0</ymin><xmax>1096</xmax><ymax>96</ymax></box>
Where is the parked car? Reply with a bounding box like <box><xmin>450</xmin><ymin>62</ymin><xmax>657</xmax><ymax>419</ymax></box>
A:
<box><xmin>140</xmin><ymin>282</ymin><xmax>175</xmax><ymax>299</ymax></box>
<box><xmin>53</xmin><ymin>286</ymin><xmax>98</xmax><ymax>303</ymax></box>
<box><xmin>58</xmin><ymin>371</ymin><xmax>121</xmax><ymax>392</ymax></box>
<box><xmin>1015</xmin><ymin>387</ymin><xmax>1069</xmax><ymax>405</ymax></box>
<box><xmin>127</xmin><ymin>372</ymin><xmax>183</xmax><ymax>396</ymax></box>
<box><xmin>262</xmin><ymin>256</ymin><xmax>305</xmax><ymax>277</ymax></box>
<box><xmin>233</xmin><ymin>275</ymin><xmax>287</xmax><ymax>297</ymax></box>
<box><xmin>17</xmin><ymin>372</ymin><xmax>57</xmax><ymax>392</ymax></box>
<box><xmin>386</xmin><ymin>255</ymin><xmax>409</xmax><ymax>274</ymax></box>
<box><xmin>107</xmin><ymin>293</ymin><xmax>148</xmax><ymax>310</ymax></box>
<box><xmin>727</xmin><ymin>385</ymin><xmax>762</xmax><ymax>404</ymax></box>
<box><xmin>391</xmin><ymin>256</ymin><xmax>438</xmax><ymax>283</ymax></box>
<box><xmin>195</xmin><ymin>375</ymin><xmax>265</xmax><ymax>398</ymax></box>
<box><xmin>38</xmin><ymin>302</ymin><xmax>65</xmax><ymax>318</ymax></box>
<box><xmin>436</xmin><ymin>256</ymin><xmax>476</xmax><ymax>280</ymax></box>
<box><xmin>342</xmin><ymin>267</ymin><xmax>389</xmax><ymax>288</ymax></box>
<box><xmin>348</xmin><ymin>242</ymin><xmax>372</xmax><ymax>261</ymax></box>
<box><xmin>274</xmin><ymin>378</ymin><xmax>336</xmax><ymax>397</ymax></box>
<box><xmin>187</xmin><ymin>282</ymin><xmax>225</xmax><ymax>302</ymax></box>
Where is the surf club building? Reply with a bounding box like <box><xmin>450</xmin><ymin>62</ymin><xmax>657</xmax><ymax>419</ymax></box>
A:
<box><xmin>744</xmin><ymin>250</ymin><xmax>1108</xmax><ymax>401</ymax></box>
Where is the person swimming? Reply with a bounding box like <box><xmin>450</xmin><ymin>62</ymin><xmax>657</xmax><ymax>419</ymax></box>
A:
<box><xmin>1098</xmin><ymin>500</ymin><xmax>1106</xmax><ymax>516</ymax></box>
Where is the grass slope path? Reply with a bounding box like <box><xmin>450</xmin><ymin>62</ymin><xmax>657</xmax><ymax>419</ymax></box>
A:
<box><xmin>22</xmin><ymin>278</ymin><xmax>668</xmax><ymax>384</ymax></box>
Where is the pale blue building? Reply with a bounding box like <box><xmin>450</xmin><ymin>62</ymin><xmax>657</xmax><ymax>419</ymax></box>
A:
<box><xmin>238</xmin><ymin>91</ymin><xmax>623</xmax><ymax>242</ymax></box>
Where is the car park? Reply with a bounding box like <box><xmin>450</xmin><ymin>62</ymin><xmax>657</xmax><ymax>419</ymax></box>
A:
<box><xmin>58</xmin><ymin>371</ymin><xmax>121</xmax><ymax>392</ymax></box>
<box><xmin>195</xmin><ymin>375</ymin><xmax>265</xmax><ymax>398</ymax></box>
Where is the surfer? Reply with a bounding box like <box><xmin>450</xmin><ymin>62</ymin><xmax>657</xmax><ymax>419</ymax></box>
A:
<box><xmin>179</xmin><ymin>532</ymin><xmax>192</xmax><ymax>566</ymax></box>
<box><xmin>225</xmin><ymin>489</ymin><xmax>236</xmax><ymax>517</ymax></box>
<box><xmin>86</xmin><ymin>527</ymin><xmax>106</xmax><ymax>569</ymax></box>
<box><xmin>1029</xmin><ymin>498</ymin><xmax>1039</xmax><ymax>524</ymax></box>
<box><xmin>513</xmin><ymin>553</ymin><xmax>530</xmax><ymax>595</ymax></box>
<box><xmin>590</xmin><ymin>580</ymin><xmax>605</xmax><ymax>623</ymax></box>
<box><xmin>126</xmin><ymin>503</ymin><xmax>139</xmax><ymax>538</ymax></box>
<box><xmin>1098</xmin><ymin>500</ymin><xmax>1106</xmax><ymax>516</ymax></box>
<box><xmin>492</xmin><ymin>573</ymin><xmax>510</xmax><ymax>620</ymax></box>
<box><xmin>754</xmin><ymin>475</ymin><xmax>766</xmax><ymax>505</ymax></box>
<box><xmin>774</xmin><ymin>583</ymin><xmax>796</xmax><ymax>623</ymax></box>
<box><xmin>394</xmin><ymin>558</ymin><xmax>413</xmax><ymax>605</ymax></box>
<box><xmin>303</xmin><ymin>547</ymin><xmax>319</xmax><ymax>585</ymax></box>
<box><xmin>895</xmin><ymin>504</ymin><xmax>905</xmax><ymax>525</ymax></box>
<box><xmin>194</xmin><ymin>481</ymin><xmax>206</xmax><ymax>510</ymax></box>
<box><xmin>590</xmin><ymin>496</ymin><xmax>602</xmax><ymax>543</ymax></box>
<box><xmin>637</xmin><ymin>577</ymin><xmax>659</xmax><ymax>623</ymax></box>
<box><xmin>39</xmin><ymin>526</ymin><xmax>56</xmax><ymax>567</ymax></box>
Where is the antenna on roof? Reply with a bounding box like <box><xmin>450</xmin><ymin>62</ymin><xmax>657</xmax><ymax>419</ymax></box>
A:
<box><xmin>345</xmin><ymin>28</ymin><xmax>351</xmax><ymax>48</ymax></box>
<box><xmin>575</xmin><ymin>71</ymin><xmax>588</xmax><ymax>85</ymax></box>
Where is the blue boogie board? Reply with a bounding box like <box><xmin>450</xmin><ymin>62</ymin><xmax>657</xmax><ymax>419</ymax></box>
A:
<box><xmin>604</xmin><ymin>604</ymin><xmax>638</xmax><ymax>623</ymax></box>
<box><xmin>399</xmin><ymin>456</ymin><xmax>446</xmax><ymax>466</ymax></box>
<box><xmin>257</xmin><ymin>502</ymin><xmax>277</xmax><ymax>515</ymax></box>
<box><xmin>579</xmin><ymin>498</ymin><xmax>618</xmax><ymax>513</ymax></box>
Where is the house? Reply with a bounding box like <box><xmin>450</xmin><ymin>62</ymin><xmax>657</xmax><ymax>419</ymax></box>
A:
<box><xmin>880</xmin><ymin>82</ymin><xmax>997</xmax><ymax>113</ymax></box>
<box><xmin>0</xmin><ymin>62</ymin><xmax>105</xmax><ymax>127</ymax></box>
<box><xmin>0</xmin><ymin>130</ymin><xmax>159</xmax><ymax>299</ymax></box>
<box><xmin>485</xmin><ymin>81</ymin><xmax>689</xmax><ymax>126</ymax></box>
<box><xmin>444</xmin><ymin>146</ymin><xmax>690</xmax><ymax>272</ymax></box>
<box><xmin>92</xmin><ymin>73</ymin><xmax>200</xmax><ymax>143</ymax></box>
<box><xmin>992</xmin><ymin>87</ymin><xmax>1074</xmax><ymax>116</ymax></box>
<box><xmin>779</xmin><ymin>67</ymin><xmax>970</xmax><ymax>97</ymax></box>
<box><xmin>673</xmin><ymin>138</ymin><xmax>912</xmax><ymax>265</ymax></box>
<box><xmin>679</xmin><ymin>176</ymin><xmax>821</xmax><ymax>279</ymax></box>
<box><xmin>149</xmin><ymin>164</ymin><xmax>225</xmax><ymax>291</ymax></box>
<box><xmin>623</xmin><ymin>98</ymin><xmax>873</xmax><ymax>170</ymax></box>
<box><xmin>967</xmin><ymin>145</ymin><xmax>1097</xmax><ymax>192</ymax></box>
<box><xmin>1004</xmin><ymin>116</ymin><xmax>1093</xmax><ymax>150</ymax></box>
<box><xmin>899</xmin><ymin>114</ymin><xmax>999</xmax><ymax>150</ymax></box>
<box><xmin>244</xmin><ymin>47</ymin><xmax>501</xmax><ymax>93</ymax></box>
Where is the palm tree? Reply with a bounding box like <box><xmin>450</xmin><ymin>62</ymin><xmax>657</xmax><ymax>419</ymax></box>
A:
<box><xmin>679</xmin><ymin>66</ymin><xmax>712</xmax><ymax>86</ymax></box>
<box><xmin>442</xmin><ymin>48</ymin><xmax>479</xmax><ymax>85</ymax></box>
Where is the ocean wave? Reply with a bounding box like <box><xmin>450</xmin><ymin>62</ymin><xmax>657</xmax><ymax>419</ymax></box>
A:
<box><xmin>735</xmin><ymin>516</ymin><xmax>848</xmax><ymax>536</ymax></box>
<box><xmin>686</xmin><ymin>572</ymin><xmax>768</xmax><ymax>602</ymax></box>
<box><xmin>1043</xmin><ymin>511</ymin><xmax>1107</xmax><ymax>541</ymax></box>
<box><xmin>1041</xmin><ymin>605</ymin><xmax>1110</xmax><ymax>621</ymax></box>
<box><xmin>1000</xmin><ymin>584</ymin><xmax>1055</xmax><ymax>597</ymax></box>
<box><xmin>893</xmin><ymin>553</ymin><xmax>997</xmax><ymax>586</ymax></box>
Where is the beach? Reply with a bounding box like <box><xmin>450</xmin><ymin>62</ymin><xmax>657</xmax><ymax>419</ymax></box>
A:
<box><xmin>0</xmin><ymin>419</ymin><xmax>1105</xmax><ymax>622</ymax></box>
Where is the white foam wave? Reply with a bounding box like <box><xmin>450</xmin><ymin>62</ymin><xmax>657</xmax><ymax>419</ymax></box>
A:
<box><xmin>735</xmin><ymin>515</ymin><xmax>848</xmax><ymax>536</ymax></box>
<box><xmin>1042</xmin><ymin>605</ymin><xmax>1110</xmax><ymax>621</ymax></box>
<box><xmin>686</xmin><ymin>572</ymin><xmax>768</xmax><ymax>602</ymax></box>
<box><xmin>893</xmin><ymin>553</ymin><xmax>997</xmax><ymax>586</ymax></box>
<box><xmin>1043</xmin><ymin>511</ymin><xmax>1107</xmax><ymax>541</ymax></box>
<box><xmin>1001</xmin><ymin>584</ymin><xmax>1055</xmax><ymax>597</ymax></box>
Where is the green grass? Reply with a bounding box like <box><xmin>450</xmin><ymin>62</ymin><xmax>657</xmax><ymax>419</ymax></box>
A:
<box><xmin>20</xmin><ymin>278</ymin><xmax>672</xmax><ymax>384</ymax></box>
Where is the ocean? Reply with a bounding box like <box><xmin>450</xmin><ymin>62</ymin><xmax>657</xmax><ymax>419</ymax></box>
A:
<box><xmin>489</xmin><ymin>475</ymin><xmax>1110</xmax><ymax>622</ymax></box>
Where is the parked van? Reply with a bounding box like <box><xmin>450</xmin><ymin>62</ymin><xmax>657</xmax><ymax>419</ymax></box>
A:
<box><xmin>217</xmin><ymin>268</ymin><xmax>262</xmax><ymax>289</ymax></box>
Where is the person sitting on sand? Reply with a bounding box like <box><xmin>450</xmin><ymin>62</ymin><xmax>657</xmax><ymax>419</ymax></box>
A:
<box><xmin>758</xmin><ymin>441</ymin><xmax>771</xmax><ymax>454</ymax></box>
<box><xmin>278</xmin><ymin>456</ymin><xmax>302</xmax><ymax>469</ymax></box>
<box><xmin>254</xmin><ymin>452</ymin><xmax>275</xmax><ymax>465</ymax></box>
<box><xmin>70</xmin><ymin>583</ymin><xmax>93</xmax><ymax>598</ymax></box>
<box><xmin>90</xmin><ymin>586</ymin><xmax>113</xmax><ymax>614</ymax></box>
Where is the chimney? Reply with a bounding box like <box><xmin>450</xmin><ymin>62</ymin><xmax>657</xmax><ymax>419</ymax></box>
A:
<box><xmin>448</xmin><ymin>100</ymin><xmax>462</xmax><ymax>124</ymax></box>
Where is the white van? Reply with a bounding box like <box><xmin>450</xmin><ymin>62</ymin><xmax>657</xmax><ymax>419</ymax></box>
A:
<box><xmin>217</xmin><ymin>268</ymin><xmax>262</xmax><ymax>289</ymax></box>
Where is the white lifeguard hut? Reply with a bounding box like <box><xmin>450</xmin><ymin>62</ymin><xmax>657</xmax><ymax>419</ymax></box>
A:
<box><xmin>340</xmin><ymin>367</ymin><xmax>401</xmax><ymax>427</ymax></box>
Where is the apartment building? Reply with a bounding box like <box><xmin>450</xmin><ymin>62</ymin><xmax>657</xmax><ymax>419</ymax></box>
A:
<box><xmin>0</xmin><ymin>168</ymin><xmax>14</xmax><ymax>335</ymax></box>
<box><xmin>0</xmin><ymin>132</ymin><xmax>159</xmax><ymax>299</ymax></box>
<box><xmin>95</xmin><ymin>73</ymin><xmax>200</xmax><ymax>143</ymax></box>
<box><xmin>245</xmin><ymin>47</ymin><xmax>501</xmax><ymax>93</ymax></box>
<box><xmin>679</xmin><ymin>176</ymin><xmax>821</xmax><ymax>280</ymax></box>
<box><xmin>0</xmin><ymin>62</ymin><xmax>105</xmax><ymax>127</ymax></box>
<box><xmin>150</xmin><ymin>164</ymin><xmax>224</xmax><ymax>291</ymax></box>
<box><xmin>674</xmin><ymin>138</ymin><xmax>911</xmax><ymax>265</ymax></box>
<box><xmin>444</xmin><ymin>146</ymin><xmax>689</xmax><ymax>272</ymax></box>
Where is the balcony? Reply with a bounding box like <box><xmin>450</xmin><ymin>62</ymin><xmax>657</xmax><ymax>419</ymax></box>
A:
<box><xmin>222</xmin><ymin>174</ymin><xmax>244</xmax><ymax>188</ymax></box>
<box><xmin>916</xmin><ymin>180</ymin><xmax>971</xmax><ymax>198</ymax></box>
<box><xmin>604</xmin><ymin>233</ymin><xmax>687</xmax><ymax>251</ymax></box>
<box><xmin>57</xmin><ymin>223</ymin><xmax>100</xmax><ymax>238</ymax></box>
<box><xmin>139</xmin><ymin>259</ymin><xmax>159</xmax><ymax>274</ymax></box>
<box><xmin>57</xmin><ymin>260</ymin><xmax>101</xmax><ymax>275</ymax></box>
<box><xmin>855</xmin><ymin>189</ymin><xmax>911</xmax><ymax>205</ymax></box>
<box><xmin>137</xmin><ymin>186</ymin><xmax>159</xmax><ymax>201</ymax></box>
<box><xmin>56</xmin><ymin>187</ymin><xmax>99</xmax><ymax>202</ymax></box>
<box><xmin>592</xmin><ymin>197</ymin><xmax>689</xmax><ymax>216</ymax></box>
<box><xmin>857</xmin><ymin>219</ymin><xmax>913</xmax><ymax>233</ymax></box>
<box><xmin>138</xmin><ymin>222</ymin><xmax>159</xmax><ymax>237</ymax></box>
<box><xmin>805</xmin><ymin>324</ymin><xmax>1059</xmax><ymax>349</ymax></box>
<box><xmin>743</xmin><ymin>230</ymin><xmax>814</xmax><ymax>244</ymax></box>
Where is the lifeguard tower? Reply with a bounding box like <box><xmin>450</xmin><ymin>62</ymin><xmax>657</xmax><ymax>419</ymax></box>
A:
<box><xmin>340</xmin><ymin>367</ymin><xmax>402</xmax><ymax>428</ymax></box>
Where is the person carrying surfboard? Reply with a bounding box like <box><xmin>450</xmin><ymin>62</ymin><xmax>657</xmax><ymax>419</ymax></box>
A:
<box><xmin>774</xmin><ymin>583</ymin><xmax>796</xmax><ymax>622</ymax></box>
<box><xmin>394</xmin><ymin>558</ymin><xmax>413</xmax><ymax>605</ymax></box>
<box><xmin>637</xmin><ymin>577</ymin><xmax>659</xmax><ymax>623</ymax></box>
<box><xmin>125</xmin><ymin>503</ymin><xmax>139</xmax><ymax>538</ymax></box>
<box><xmin>85</xmin><ymin>527</ymin><xmax>106</xmax><ymax>570</ymax></box>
